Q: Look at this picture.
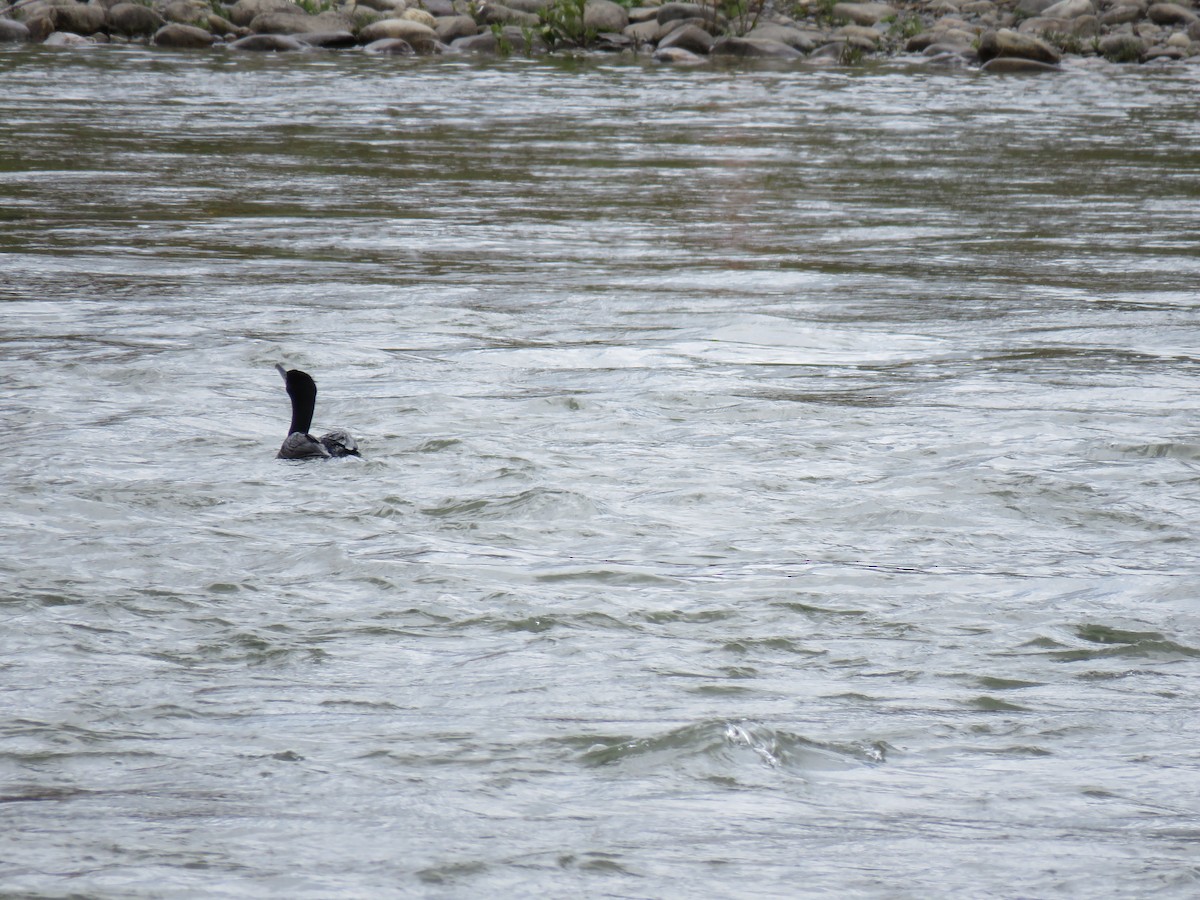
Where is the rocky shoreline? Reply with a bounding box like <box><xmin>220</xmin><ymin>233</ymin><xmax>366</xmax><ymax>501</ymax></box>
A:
<box><xmin>2</xmin><ymin>0</ymin><xmax>1199</xmax><ymax>68</ymax></box>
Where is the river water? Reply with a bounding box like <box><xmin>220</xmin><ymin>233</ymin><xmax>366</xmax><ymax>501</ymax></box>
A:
<box><xmin>2</xmin><ymin>44</ymin><xmax>1200</xmax><ymax>897</ymax></box>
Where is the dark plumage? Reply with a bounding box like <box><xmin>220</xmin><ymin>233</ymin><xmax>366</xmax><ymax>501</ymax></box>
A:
<box><xmin>275</xmin><ymin>364</ymin><xmax>360</xmax><ymax>460</ymax></box>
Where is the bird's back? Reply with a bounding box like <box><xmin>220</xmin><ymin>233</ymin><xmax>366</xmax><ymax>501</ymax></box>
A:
<box><xmin>278</xmin><ymin>432</ymin><xmax>332</xmax><ymax>460</ymax></box>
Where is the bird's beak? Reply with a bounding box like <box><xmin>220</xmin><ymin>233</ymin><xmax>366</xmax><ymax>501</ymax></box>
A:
<box><xmin>275</xmin><ymin>363</ymin><xmax>288</xmax><ymax>381</ymax></box>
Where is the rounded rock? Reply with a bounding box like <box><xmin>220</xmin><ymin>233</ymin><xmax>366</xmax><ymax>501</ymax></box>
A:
<box><xmin>449</xmin><ymin>30</ymin><xmax>500</xmax><ymax>52</ymax></box>
<box><xmin>981</xmin><ymin>56</ymin><xmax>1061</xmax><ymax>71</ymax></box>
<box><xmin>401</xmin><ymin>8</ymin><xmax>437</xmax><ymax>27</ymax></box>
<box><xmin>658</xmin><ymin>22</ymin><xmax>714</xmax><ymax>54</ymax></box>
<box><xmin>744</xmin><ymin>24</ymin><xmax>818</xmax><ymax>52</ymax></box>
<box><xmin>1100</xmin><ymin>5</ymin><xmax>1141</xmax><ymax>25</ymax></box>
<box><xmin>152</xmin><ymin>22</ymin><xmax>215</xmax><ymax>47</ymax></box>
<box><xmin>585</xmin><ymin>0</ymin><xmax>629</xmax><ymax>32</ymax></box>
<box><xmin>161</xmin><ymin>0</ymin><xmax>213</xmax><ymax>24</ymax></box>
<box><xmin>653</xmin><ymin>44</ymin><xmax>706</xmax><ymax>63</ymax></box>
<box><xmin>624</xmin><ymin>19</ymin><xmax>659</xmax><ymax>42</ymax></box>
<box><xmin>1147</xmin><ymin>2</ymin><xmax>1199</xmax><ymax>25</ymax></box>
<box><xmin>357</xmin><ymin>16</ymin><xmax>438</xmax><ymax>49</ymax></box>
<box><xmin>364</xmin><ymin>36</ymin><xmax>414</xmax><ymax>52</ymax></box>
<box><xmin>831</xmin><ymin>1</ymin><xmax>895</xmax><ymax>24</ymax></box>
<box><xmin>434</xmin><ymin>14</ymin><xmax>477</xmax><ymax>41</ymax></box>
<box><xmin>1040</xmin><ymin>0</ymin><xmax>1093</xmax><ymax>17</ymax></box>
<box><xmin>43</xmin><ymin>29</ymin><xmax>94</xmax><ymax>45</ymax></box>
<box><xmin>1015</xmin><ymin>0</ymin><xmax>1061</xmax><ymax>15</ymax></box>
<box><xmin>656</xmin><ymin>2</ymin><xmax>719</xmax><ymax>26</ymax></box>
<box><xmin>478</xmin><ymin>4</ymin><xmax>540</xmax><ymax>26</ymax></box>
<box><xmin>228</xmin><ymin>0</ymin><xmax>304</xmax><ymax>27</ymax></box>
<box><xmin>835</xmin><ymin>23</ymin><xmax>882</xmax><ymax>45</ymax></box>
<box><xmin>249</xmin><ymin>11</ymin><xmax>353</xmax><ymax>33</ymax></box>
<box><xmin>228</xmin><ymin>32</ymin><xmax>307</xmax><ymax>49</ymax></box>
<box><xmin>977</xmin><ymin>27</ymin><xmax>1061</xmax><ymax>63</ymax></box>
<box><xmin>108</xmin><ymin>2</ymin><xmax>165</xmax><ymax>36</ymax></box>
<box><xmin>0</xmin><ymin>17</ymin><xmax>32</xmax><ymax>40</ymax></box>
<box><xmin>710</xmin><ymin>36</ymin><xmax>803</xmax><ymax>57</ymax></box>
<box><xmin>48</xmin><ymin>2</ymin><xmax>106</xmax><ymax>36</ymax></box>
<box><xmin>23</xmin><ymin>14</ymin><xmax>55</xmax><ymax>41</ymax></box>
<box><xmin>297</xmin><ymin>30</ymin><xmax>357</xmax><ymax>47</ymax></box>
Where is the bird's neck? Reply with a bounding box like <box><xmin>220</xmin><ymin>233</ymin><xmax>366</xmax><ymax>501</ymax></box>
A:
<box><xmin>288</xmin><ymin>390</ymin><xmax>315</xmax><ymax>435</ymax></box>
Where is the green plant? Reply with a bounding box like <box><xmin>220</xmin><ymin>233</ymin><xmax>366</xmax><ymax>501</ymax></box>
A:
<box><xmin>1044</xmin><ymin>29</ymin><xmax>1083</xmax><ymax>54</ymax></box>
<box><xmin>490</xmin><ymin>22</ymin><xmax>514</xmax><ymax>56</ymax></box>
<box><xmin>887</xmin><ymin>14</ymin><xmax>923</xmax><ymax>40</ymax></box>
<box><xmin>813</xmin><ymin>0</ymin><xmax>838</xmax><ymax>24</ymax></box>
<box><xmin>838</xmin><ymin>41</ymin><xmax>863</xmax><ymax>64</ymax></box>
<box><xmin>539</xmin><ymin>0</ymin><xmax>595</xmax><ymax>48</ymax></box>
<box><xmin>295</xmin><ymin>0</ymin><xmax>336</xmax><ymax>13</ymax></box>
<box><xmin>717</xmin><ymin>0</ymin><xmax>766</xmax><ymax>36</ymax></box>
<box><xmin>1101</xmin><ymin>38</ymin><xmax>1141</xmax><ymax>63</ymax></box>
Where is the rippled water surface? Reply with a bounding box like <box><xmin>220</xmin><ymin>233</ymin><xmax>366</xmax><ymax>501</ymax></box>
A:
<box><xmin>3</xmin><ymin>45</ymin><xmax>1200</xmax><ymax>897</ymax></box>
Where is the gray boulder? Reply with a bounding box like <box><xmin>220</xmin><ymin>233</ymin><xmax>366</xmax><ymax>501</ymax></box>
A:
<box><xmin>49</xmin><ymin>2</ymin><xmax>106</xmax><ymax>36</ymax></box>
<box><xmin>434</xmin><ymin>14</ymin><xmax>477</xmax><ymax>42</ymax></box>
<box><xmin>0</xmin><ymin>17</ymin><xmax>32</xmax><ymax>40</ymax></box>
<box><xmin>358</xmin><ymin>17</ymin><xmax>439</xmax><ymax>50</ymax></box>
<box><xmin>831</xmin><ymin>2</ymin><xmax>895</xmax><ymax>24</ymax></box>
<box><xmin>450</xmin><ymin>30</ymin><xmax>501</xmax><ymax>51</ymax></box>
<box><xmin>1015</xmin><ymin>0</ymin><xmax>1062</xmax><ymax>15</ymax></box>
<box><xmin>1099</xmin><ymin>5</ymin><xmax>1141</xmax><ymax>24</ymax></box>
<box><xmin>834</xmin><ymin>23</ymin><xmax>881</xmax><ymax>46</ymax></box>
<box><xmin>27</xmin><ymin>15</ymin><xmax>56</xmax><ymax>40</ymax></box>
<box><xmin>653</xmin><ymin>16</ymin><xmax>715</xmax><ymax>40</ymax></box>
<box><xmin>153</xmin><ymin>22</ymin><xmax>215</xmax><ymax>46</ymax></box>
<box><xmin>297</xmin><ymin>30</ymin><xmax>357</xmax><ymax>46</ymax></box>
<box><xmin>584</xmin><ymin>0</ymin><xmax>627</xmax><ymax>32</ymax></box>
<box><xmin>653</xmin><ymin>45</ymin><xmax>706</xmax><ymax>62</ymax></box>
<box><xmin>1147</xmin><ymin>2</ymin><xmax>1198</xmax><ymax>24</ymax></box>
<box><xmin>363</xmin><ymin>36</ymin><xmax>414</xmax><ymax>52</ymax></box>
<box><xmin>658</xmin><ymin>23</ymin><xmax>713</xmax><ymax>53</ymax></box>
<box><xmin>744</xmin><ymin>24</ymin><xmax>817</xmax><ymax>52</ymax></box>
<box><xmin>981</xmin><ymin>56</ymin><xmax>1061</xmax><ymax>71</ymax></box>
<box><xmin>44</xmin><ymin>29</ymin><xmax>94</xmax><ymax>44</ymax></box>
<box><xmin>108</xmin><ymin>2</ymin><xmax>165</xmax><ymax>36</ymax></box>
<box><xmin>249</xmin><ymin>10</ymin><xmax>353</xmax><ymax>33</ymax></box>
<box><xmin>1040</xmin><ymin>0</ymin><xmax>1093</xmax><ymax>16</ymax></box>
<box><xmin>907</xmin><ymin>30</ymin><xmax>972</xmax><ymax>51</ymax></box>
<box><xmin>656</xmin><ymin>2</ymin><xmax>719</xmax><ymax>26</ymax></box>
<box><xmin>161</xmin><ymin>0</ymin><xmax>214</xmax><ymax>24</ymax></box>
<box><xmin>710</xmin><ymin>36</ymin><xmax>802</xmax><ymax>57</ymax></box>
<box><xmin>623</xmin><ymin>19</ymin><xmax>658</xmax><ymax>42</ymax></box>
<box><xmin>478</xmin><ymin>4</ymin><xmax>540</xmax><ymax>27</ymax></box>
<box><xmin>977</xmin><ymin>28</ymin><xmax>1061</xmax><ymax>64</ymax></box>
<box><xmin>228</xmin><ymin>0</ymin><xmax>304</xmax><ymax>27</ymax></box>
<box><xmin>229</xmin><ymin>32</ymin><xmax>307</xmax><ymax>48</ymax></box>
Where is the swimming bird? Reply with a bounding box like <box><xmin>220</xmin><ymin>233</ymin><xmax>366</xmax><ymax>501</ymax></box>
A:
<box><xmin>275</xmin><ymin>364</ymin><xmax>360</xmax><ymax>460</ymax></box>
